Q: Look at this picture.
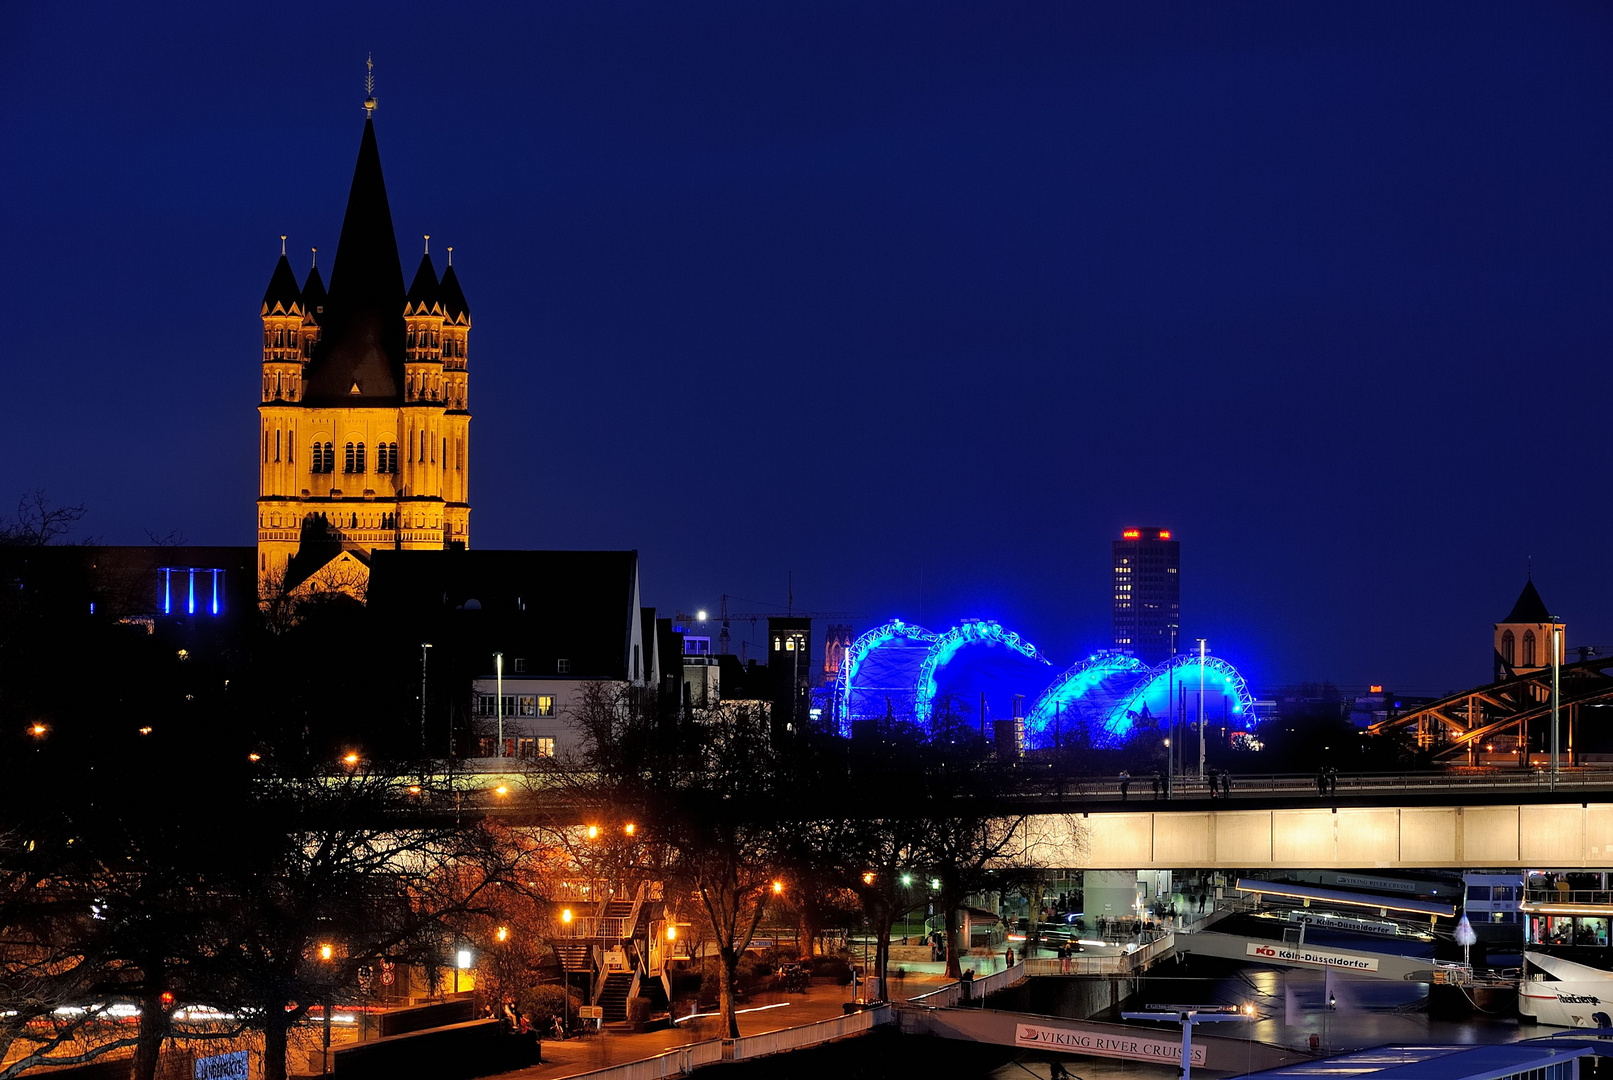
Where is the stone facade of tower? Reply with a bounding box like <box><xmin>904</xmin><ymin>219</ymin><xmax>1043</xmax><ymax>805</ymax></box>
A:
<box><xmin>256</xmin><ymin>117</ymin><xmax>471</xmax><ymax>596</ymax></box>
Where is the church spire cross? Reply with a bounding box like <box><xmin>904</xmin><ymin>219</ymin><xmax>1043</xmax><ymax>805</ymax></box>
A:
<box><xmin>311</xmin><ymin>246</ymin><xmax>318</xmax><ymax>268</ymax></box>
<box><xmin>364</xmin><ymin>53</ymin><xmax>378</xmax><ymax>117</ymax></box>
<box><xmin>280</xmin><ymin>234</ymin><xmax>287</xmax><ymax>255</ymax></box>
<box><xmin>447</xmin><ymin>246</ymin><xmax>453</xmax><ymax>265</ymax></box>
<box><xmin>424</xmin><ymin>234</ymin><xmax>430</xmax><ymax>254</ymax></box>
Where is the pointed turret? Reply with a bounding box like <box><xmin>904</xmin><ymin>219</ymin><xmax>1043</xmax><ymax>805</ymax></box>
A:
<box><xmin>1502</xmin><ymin>579</ymin><xmax>1552</xmax><ymax>624</ymax></box>
<box><xmin>261</xmin><ymin>253</ymin><xmax>303</xmax><ymax>316</ymax></box>
<box><xmin>439</xmin><ymin>262</ymin><xmax>470</xmax><ymax>325</ymax></box>
<box><xmin>305</xmin><ymin>118</ymin><xmax>405</xmax><ymax>403</ymax></box>
<box><xmin>302</xmin><ymin>256</ymin><xmax>327</xmax><ymax>317</ymax></box>
<box><xmin>406</xmin><ymin>252</ymin><xmax>441</xmax><ymax>315</ymax></box>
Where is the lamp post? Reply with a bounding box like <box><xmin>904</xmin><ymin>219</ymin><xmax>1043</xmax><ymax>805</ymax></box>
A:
<box><xmin>1121</xmin><ymin>1006</ymin><xmax>1248</xmax><ymax>1080</ymax></box>
<box><xmin>420</xmin><ymin>643</ymin><xmax>433</xmax><ymax>759</ymax></box>
<box><xmin>1197</xmin><ymin>639</ymin><xmax>1207</xmax><ymax>779</ymax></box>
<box><xmin>494</xmin><ymin>651</ymin><xmax>504</xmax><ymax>758</ymax></box>
<box><xmin>1551</xmin><ymin>619</ymin><xmax>1562</xmax><ymax>790</ymax></box>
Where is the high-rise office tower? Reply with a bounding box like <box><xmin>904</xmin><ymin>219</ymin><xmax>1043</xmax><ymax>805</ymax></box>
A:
<box><xmin>1112</xmin><ymin>527</ymin><xmax>1180</xmax><ymax>666</ymax></box>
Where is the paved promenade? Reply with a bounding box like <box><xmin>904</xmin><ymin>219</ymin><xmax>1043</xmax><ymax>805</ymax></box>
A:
<box><xmin>493</xmin><ymin>961</ymin><xmax>1009</xmax><ymax>1080</ymax></box>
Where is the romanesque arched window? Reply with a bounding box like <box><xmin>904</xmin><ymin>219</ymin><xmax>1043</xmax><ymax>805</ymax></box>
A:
<box><xmin>355</xmin><ymin>442</ymin><xmax>366</xmax><ymax>473</ymax></box>
<box><xmin>1523</xmin><ymin>630</ymin><xmax>1537</xmax><ymax>667</ymax></box>
<box><xmin>1501</xmin><ymin>630</ymin><xmax>1515</xmax><ymax>667</ymax></box>
<box><xmin>344</xmin><ymin>442</ymin><xmax>356</xmax><ymax>474</ymax></box>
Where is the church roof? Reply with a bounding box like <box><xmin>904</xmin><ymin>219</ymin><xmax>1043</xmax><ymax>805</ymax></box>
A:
<box><xmin>261</xmin><ymin>254</ymin><xmax>302</xmax><ymax>315</ymax></box>
<box><xmin>439</xmin><ymin>262</ymin><xmax>470</xmax><ymax>324</ymax></box>
<box><xmin>405</xmin><ymin>252</ymin><xmax>440</xmax><ymax>315</ymax></box>
<box><xmin>304</xmin><ymin>119</ymin><xmax>406</xmax><ymax>404</ymax></box>
<box><xmin>1501</xmin><ymin>579</ymin><xmax>1553</xmax><ymax>624</ymax></box>
<box><xmin>302</xmin><ymin>262</ymin><xmax>327</xmax><ymax>317</ymax></box>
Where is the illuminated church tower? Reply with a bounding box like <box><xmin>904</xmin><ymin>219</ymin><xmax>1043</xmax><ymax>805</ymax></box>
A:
<box><xmin>256</xmin><ymin>94</ymin><xmax>471</xmax><ymax>595</ymax></box>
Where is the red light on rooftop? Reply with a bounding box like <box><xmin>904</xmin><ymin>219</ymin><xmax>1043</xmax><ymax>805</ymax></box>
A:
<box><xmin>1369</xmin><ymin>685</ymin><xmax>1383</xmax><ymax>694</ymax></box>
<box><xmin>1157</xmin><ymin>530</ymin><xmax>1171</xmax><ymax>540</ymax></box>
<box><xmin>1122</xmin><ymin>529</ymin><xmax>1140</xmax><ymax>539</ymax></box>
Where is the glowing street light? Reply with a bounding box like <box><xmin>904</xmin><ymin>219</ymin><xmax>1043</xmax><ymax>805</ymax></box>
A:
<box><xmin>496</xmin><ymin>926</ymin><xmax>509</xmax><ymax>943</ymax></box>
<box><xmin>319</xmin><ymin>944</ymin><xmax>334</xmax><ymax>961</ymax></box>
<box><xmin>862</xmin><ymin>872</ymin><xmax>876</xmax><ymax>885</ymax></box>
<box><xmin>772</xmin><ymin>880</ymin><xmax>784</xmax><ymax>895</ymax></box>
<box><xmin>666</xmin><ymin>926</ymin><xmax>677</xmax><ymax>941</ymax></box>
<box><xmin>587</xmin><ymin>825</ymin><xmax>599</xmax><ymax>840</ymax></box>
<box><xmin>901</xmin><ymin>874</ymin><xmax>913</xmax><ymax>887</ymax></box>
<box><xmin>624</xmin><ymin>822</ymin><xmax>636</xmax><ymax>836</ymax></box>
<box><xmin>342</xmin><ymin>752</ymin><xmax>359</xmax><ymax>766</ymax></box>
<box><xmin>456</xmin><ymin>949</ymin><xmax>473</xmax><ymax>970</ymax></box>
<box><xmin>494</xmin><ymin>785</ymin><xmax>509</xmax><ymax>796</ymax></box>
<box><xmin>562</xmin><ymin>908</ymin><xmax>573</xmax><ymax>924</ymax></box>
<box><xmin>30</xmin><ymin>723</ymin><xmax>46</xmax><ymax>737</ymax></box>
<box><xmin>696</xmin><ymin>610</ymin><xmax>708</xmax><ymax>622</ymax></box>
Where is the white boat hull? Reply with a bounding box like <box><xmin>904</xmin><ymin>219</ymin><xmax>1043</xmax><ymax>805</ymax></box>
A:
<box><xmin>1520</xmin><ymin>951</ymin><xmax>1613</xmax><ymax>1029</ymax></box>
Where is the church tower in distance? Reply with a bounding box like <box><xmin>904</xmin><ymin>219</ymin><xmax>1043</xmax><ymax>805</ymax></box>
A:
<box><xmin>256</xmin><ymin>109</ymin><xmax>471</xmax><ymax>596</ymax></box>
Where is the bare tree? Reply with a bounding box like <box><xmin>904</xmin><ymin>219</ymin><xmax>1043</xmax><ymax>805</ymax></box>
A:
<box><xmin>0</xmin><ymin>490</ymin><xmax>88</xmax><ymax>546</ymax></box>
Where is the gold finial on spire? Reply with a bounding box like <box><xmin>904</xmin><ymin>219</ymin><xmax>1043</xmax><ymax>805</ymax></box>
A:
<box><xmin>281</xmin><ymin>235</ymin><xmax>287</xmax><ymax>256</ymax></box>
<box><xmin>364</xmin><ymin>53</ymin><xmax>378</xmax><ymax>117</ymax></box>
<box><xmin>447</xmin><ymin>246</ymin><xmax>453</xmax><ymax>265</ymax></box>
<box><xmin>311</xmin><ymin>246</ymin><xmax>318</xmax><ymax>269</ymax></box>
<box><xmin>424</xmin><ymin>234</ymin><xmax>430</xmax><ymax>255</ymax></box>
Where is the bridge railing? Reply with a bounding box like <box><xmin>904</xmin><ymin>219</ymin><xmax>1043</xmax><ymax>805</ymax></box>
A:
<box><xmin>1015</xmin><ymin>767</ymin><xmax>1613</xmax><ymax>802</ymax></box>
<box><xmin>553</xmin><ymin>1038</ymin><xmax>726</xmax><ymax>1080</ymax></box>
<box><xmin>909</xmin><ymin>961</ymin><xmax>1026</xmax><ymax>1008</ymax></box>
<box><xmin>1023</xmin><ymin>933</ymin><xmax>1174</xmax><ymax>976</ymax></box>
<box><xmin>723</xmin><ymin>1005</ymin><xmax>891</xmax><ymax>1061</ymax></box>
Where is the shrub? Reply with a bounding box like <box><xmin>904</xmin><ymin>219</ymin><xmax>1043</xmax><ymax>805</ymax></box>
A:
<box><xmin>628</xmin><ymin>998</ymin><xmax>652</xmax><ymax>1027</ymax></box>
<box><xmin>525</xmin><ymin>985</ymin><xmax>581</xmax><ymax>1029</ymax></box>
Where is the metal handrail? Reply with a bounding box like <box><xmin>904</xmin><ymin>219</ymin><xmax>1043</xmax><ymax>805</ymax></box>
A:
<box><xmin>1524</xmin><ymin>888</ymin><xmax>1613</xmax><ymax>906</ymax></box>
<box><xmin>1017</xmin><ymin>767</ymin><xmax>1613</xmax><ymax>802</ymax></box>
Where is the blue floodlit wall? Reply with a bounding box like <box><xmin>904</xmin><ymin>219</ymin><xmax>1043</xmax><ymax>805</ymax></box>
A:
<box><xmin>913</xmin><ymin>620</ymin><xmax>1047</xmax><ymax>726</ymax></box>
<box><xmin>1024</xmin><ymin>651</ymin><xmax>1150</xmax><ymax>749</ymax></box>
<box><xmin>832</xmin><ymin>620</ymin><xmax>937</xmax><ymax>735</ymax></box>
<box><xmin>1108</xmin><ymin>653</ymin><xmax>1257</xmax><ymax>741</ymax></box>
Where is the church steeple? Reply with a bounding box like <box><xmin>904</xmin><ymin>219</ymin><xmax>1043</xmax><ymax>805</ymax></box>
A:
<box><xmin>301</xmin><ymin>119</ymin><xmax>406</xmax><ymax>404</ymax></box>
<box><xmin>257</xmin><ymin>86</ymin><xmax>471</xmax><ymax>597</ymax></box>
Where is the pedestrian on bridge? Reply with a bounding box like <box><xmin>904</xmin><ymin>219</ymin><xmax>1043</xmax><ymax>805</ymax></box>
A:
<box><xmin>1120</xmin><ymin>770</ymin><xmax>1131</xmax><ymax>800</ymax></box>
<box><xmin>1220</xmin><ymin>770</ymin><xmax>1231</xmax><ymax>798</ymax></box>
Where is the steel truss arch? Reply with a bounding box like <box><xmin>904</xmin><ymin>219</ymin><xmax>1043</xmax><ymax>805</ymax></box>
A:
<box><xmin>832</xmin><ymin>619</ymin><xmax>938</xmax><ymax>735</ymax></box>
<box><xmin>1025</xmin><ymin>650</ymin><xmax>1151</xmax><ymax>749</ymax></box>
<box><xmin>1109</xmin><ymin>653</ymin><xmax>1257</xmax><ymax>740</ymax></box>
<box><xmin>914</xmin><ymin>619</ymin><xmax>1049</xmax><ymax>727</ymax></box>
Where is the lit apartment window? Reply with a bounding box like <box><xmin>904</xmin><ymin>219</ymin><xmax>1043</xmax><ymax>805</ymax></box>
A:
<box><xmin>536</xmin><ymin>696</ymin><xmax>555</xmax><ymax>717</ymax></box>
<box><xmin>519</xmin><ymin>695</ymin><xmax>537</xmax><ymax>717</ymax></box>
<box><xmin>536</xmin><ymin>737</ymin><xmax>556</xmax><ymax>758</ymax></box>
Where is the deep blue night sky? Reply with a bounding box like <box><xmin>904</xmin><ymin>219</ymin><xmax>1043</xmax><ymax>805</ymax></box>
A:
<box><xmin>5</xmin><ymin>2</ymin><xmax>1612</xmax><ymax>694</ymax></box>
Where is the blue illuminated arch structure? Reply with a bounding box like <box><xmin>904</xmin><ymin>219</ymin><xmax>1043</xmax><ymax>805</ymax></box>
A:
<box><xmin>832</xmin><ymin>620</ymin><xmax>938</xmax><ymax>735</ymax></box>
<box><xmin>1025</xmin><ymin>651</ymin><xmax>1150</xmax><ymax>749</ymax></box>
<box><xmin>1109</xmin><ymin>653</ymin><xmax>1256</xmax><ymax>740</ymax></box>
<box><xmin>913</xmin><ymin>620</ymin><xmax>1048</xmax><ymax>727</ymax></box>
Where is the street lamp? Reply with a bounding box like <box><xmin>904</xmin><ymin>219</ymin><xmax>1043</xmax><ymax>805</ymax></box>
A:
<box><xmin>772</xmin><ymin>880</ymin><xmax>785</xmax><ymax>895</ymax></box>
<box><xmin>494</xmin><ymin>651</ymin><xmax>504</xmax><ymax>757</ymax></box>
<box><xmin>1197</xmin><ymin>639</ymin><xmax>1207</xmax><ymax>779</ymax></box>
<box><xmin>1551</xmin><ymin>618</ymin><xmax>1563</xmax><ymax>789</ymax></box>
<box><xmin>420</xmin><ymin>643</ymin><xmax>433</xmax><ymax>758</ymax></box>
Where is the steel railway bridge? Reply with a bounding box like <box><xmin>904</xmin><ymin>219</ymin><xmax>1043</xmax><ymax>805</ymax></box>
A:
<box><xmin>1368</xmin><ymin>655</ymin><xmax>1613</xmax><ymax>764</ymax></box>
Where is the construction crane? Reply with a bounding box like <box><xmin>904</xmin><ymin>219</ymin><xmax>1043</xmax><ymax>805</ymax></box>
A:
<box><xmin>675</xmin><ymin>594</ymin><xmax>862</xmax><ymax>658</ymax></box>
